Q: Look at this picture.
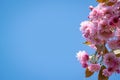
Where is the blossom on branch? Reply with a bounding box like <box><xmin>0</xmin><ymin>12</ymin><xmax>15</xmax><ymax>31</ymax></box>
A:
<box><xmin>77</xmin><ymin>0</ymin><xmax>120</xmax><ymax>80</ymax></box>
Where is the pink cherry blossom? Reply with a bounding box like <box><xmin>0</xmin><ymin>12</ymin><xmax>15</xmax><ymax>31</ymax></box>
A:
<box><xmin>113</xmin><ymin>1</ymin><xmax>120</xmax><ymax>14</ymax></box>
<box><xmin>108</xmin><ymin>40</ymin><xmax>118</xmax><ymax>50</ymax></box>
<box><xmin>116</xmin><ymin>68</ymin><xmax>120</xmax><ymax>73</ymax></box>
<box><xmin>104</xmin><ymin>54</ymin><xmax>120</xmax><ymax>72</ymax></box>
<box><xmin>89</xmin><ymin>5</ymin><xmax>94</xmax><ymax>11</ymax></box>
<box><xmin>76</xmin><ymin>51</ymin><xmax>89</xmax><ymax>62</ymax></box>
<box><xmin>80</xmin><ymin>21</ymin><xmax>97</xmax><ymax>37</ymax></box>
<box><xmin>109</xmin><ymin>0</ymin><xmax>117</xmax><ymax>3</ymax></box>
<box><xmin>103</xmin><ymin>53</ymin><xmax>116</xmax><ymax>67</ymax></box>
<box><xmin>77</xmin><ymin>0</ymin><xmax>120</xmax><ymax>78</ymax></box>
<box><xmin>108</xmin><ymin>16</ymin><xmax>119</xmax><ymax>27</ymax></box>
<box><xmin>115</xmin><ymin>28</ymin><xmax>120</xmax><ymax>37</ymax></box>
<box><xmin>88</xmin><ymin>64</ymin><xmax>101</xmax><ymax>72</ymax></box>
<box><xmin>80</xmin><ymin>21</ymin><xmax>101</xmax><ymax>44</ymax></box>
<box><xmin>108</xmin><ymin>39</ymin><xmax>120</xmax><ymax>50</ymax></box>
<box><xmin>97</xmin><ymin>20</ymin><xmax>114</xmax><ymax>40</ymax></box>
<box><xmin>89</xmin><ymin>44</ymin><xmax>97</xmax><ymax>50</ymax></box>
<box><xmin>102</xmin><ymin>69</ymin><xmax>112</xmax><ymax>77</ymax></box>
<box><xmin>113</xmin><ymin>58</ymin><xmax>120</xmax><ymax>71</ymax></box>
<box><xmin>76</xmin><ymin>51</ymin><xmax>89</xmax><ymax>68</ymax></box>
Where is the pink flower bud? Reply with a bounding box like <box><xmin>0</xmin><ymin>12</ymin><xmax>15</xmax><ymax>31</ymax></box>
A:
<box><xmin>81</xmin><ymin>62</ymin><xmax>88</xmax><ymax>68</ymax></box>
<box><xmin>89</xmin><ymin>5</ymin><xmax>94</xmax><ymax>10</ymax></box>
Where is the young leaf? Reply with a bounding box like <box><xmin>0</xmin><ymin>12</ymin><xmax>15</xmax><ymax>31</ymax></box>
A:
<box><xmin>96</xmin><ymin>45</ymin><xmax>103</xmax><ymax>53</ymax></box>
<box><xmin>89</xmin><ymin>55</ymin><xmax>98</xmax><ymax>64</ymax></box>
<box><xmin>116</xmin><ymin>54</ymin><xmax>120</xmax><ymax>57</ymax></box>
<box><xmin>98</xmin><ymin>65</ymin><xmax>108</xmax><ymax>80</ymax></box>
<box><xmin>83</xmin><ymin>41</ymin><xmax>91</xmax><ymax>45</ymax></box>
<box><xmin>96</xmin><ymin>45</ymin><xmax>108</xmax><ymax>55</ymax></box>
<box><xmin>106</xmin><ymin>2</ymin><xmax>115</xmax><ymax>6</ymax></box>
<box><xmin>97</xmin><ymin>0</ymin><xmax>108</xmax><ymax>3</ymax></box>
<box><xmin>85</xmin><ymin>68</ymin><xmax>94</xmax><ymax>77</ymax></box>
<box><xmin>103</xmin><ymin>46</ymin><xmax>108</xmax><ymax>55</ymax></box>
<box><xmin>114</xmin><ymin>49</ymin><xmax>120</xmax><ymax>57</ymax></box>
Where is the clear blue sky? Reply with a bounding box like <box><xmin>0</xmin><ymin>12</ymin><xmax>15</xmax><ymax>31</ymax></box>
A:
<box><xmin>0</xmin><ymin>0</ymin><xmax>119</xmax><ymax>80</ymax></box>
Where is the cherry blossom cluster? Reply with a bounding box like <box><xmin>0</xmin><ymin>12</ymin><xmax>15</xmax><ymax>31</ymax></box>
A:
<box><xmin>77</xmin><ymin>0</ymin><xmax>120</xmax><ymax>79</ymax></box>
<box><xmin>80</xmin><ymin>2</ymin><xmax>120</xmax><ymax>45</ymax></box>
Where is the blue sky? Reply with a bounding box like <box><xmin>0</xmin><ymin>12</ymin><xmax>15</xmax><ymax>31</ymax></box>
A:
<box><xmin>0</xmin><ymin>0</ymin><xmax>119</xmax><ymax>80</ymax></box>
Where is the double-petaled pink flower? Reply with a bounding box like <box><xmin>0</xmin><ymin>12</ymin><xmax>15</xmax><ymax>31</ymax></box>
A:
<box><xmin>88</xmin><ymin>64</ymin><xmax>101</xmax><ymax>72</ymax></box>
<box><xmin>103</xmin><ymin>53</ymin><xmax>120</xmax><ymax>73</ymax></box>
<box><xmin>76</xmin><ymin>51</ymin><xmax>89</xmax><ymax>68</ymax></box>
<box><xmin>103</xmin><ymin>69</ymin><xmax>112</xmax><ymax>77</ymax></box>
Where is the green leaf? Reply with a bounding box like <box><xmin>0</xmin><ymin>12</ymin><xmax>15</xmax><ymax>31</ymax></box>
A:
<box><xmin>85</xmin><ymin>68</ymin><xmax>94</xmax><ymax>78</ymax></box>
<box><xmin>98</xmin><ymin>65</ymin><xmax>109</xmax><ymax>80</ymax></box>
<box><xmin>89</xmin><ymin>55</ymin><xmax>98</xmax><ymax>64</ymax></box>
